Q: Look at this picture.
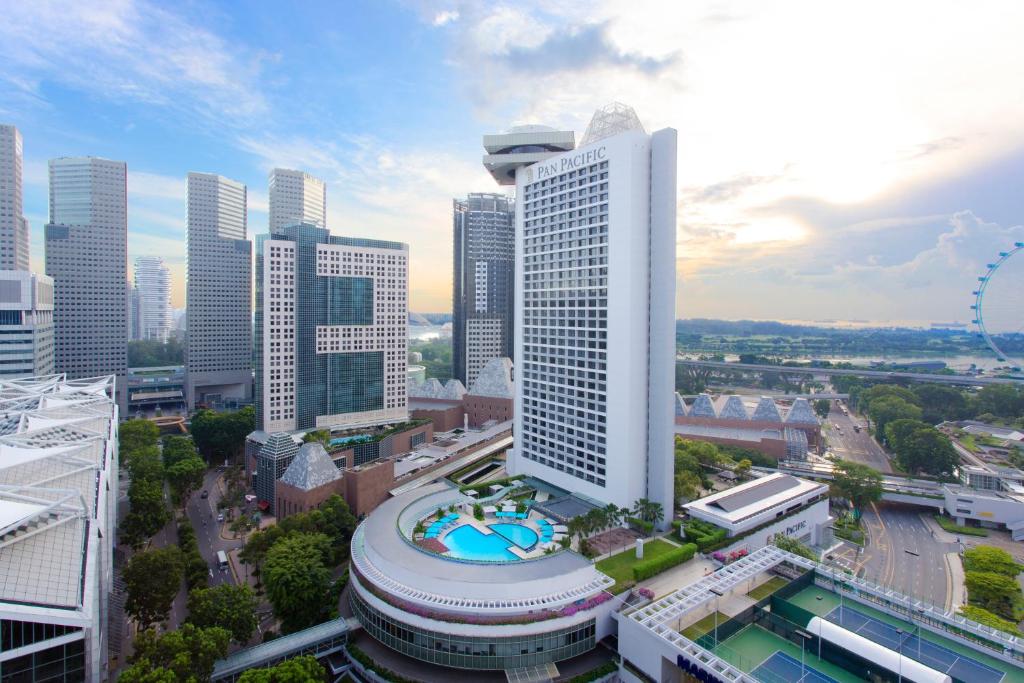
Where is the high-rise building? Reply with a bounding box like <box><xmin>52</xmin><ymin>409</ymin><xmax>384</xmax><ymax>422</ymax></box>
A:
<box><xmin>0</xmin><ymin>271</ymin><xmax>54</xmax><ymax>378</ymax></box>
<box><xmin>268</xmin><ymin>168</ymin><xmax>327</xmax><ymax>231</ymax></box>
<box><xmin>452</xmin><ymin>193</ymin><xmax>516</xmax><ymax>388</ymax></box>
<box><xmin>129</xmin><ymin>282</ymin><xmax>141</xmax><ymax>341</ymax></box>
<box><xmin>489</xmin><ymin>104</ymin><xmax>677</xmax><ymax>516</ymax></box>
<box><xmin>0</xmin><ymin>124</ymin><xmax>30</xmax><ymax>271</ymax></box>
<box><xmin>134</xmin><ymin>255</ymin><xmax>172</xmax><ymax>342</ymax></box>
<box><xmin>185</xmin><ymin>172</ymin><xmax>252</xmax><ymax>409</ymax></box>
<box><xmin>255</xmin><ymin>223</ymin><xmax>408</xmax><ymax>433</ymax></box>
<box><xmin>44</xmin><ymin>156</ymin><xmax>128</xmax><ymax>406</ymax></box>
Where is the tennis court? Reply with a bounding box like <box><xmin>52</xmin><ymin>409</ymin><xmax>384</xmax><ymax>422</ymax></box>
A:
<box><xmin>825</xmin><ymin>605</ymin><xmax>1004</xmax><ymax>683</ymax></box>
<box><xmin>751</xmin><ymin>651</ymin><xmax>839</xmax><ymax>683</ymax></box>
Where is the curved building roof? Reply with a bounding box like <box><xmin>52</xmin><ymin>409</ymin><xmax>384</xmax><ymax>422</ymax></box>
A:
<box><xmin>352</xmin><ymin>482</ymin><xmax>613</xmax><ymax>619</ymax></box>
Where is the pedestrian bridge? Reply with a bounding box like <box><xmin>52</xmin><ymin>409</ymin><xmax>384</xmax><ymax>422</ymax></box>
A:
<box><xmin>771</xmin><ymin>461</ymin><xmax>946</xmax><ymax>511</ymax></box>
<box><xmin>210</xmin><ymin>617</ymin><xmax>350</xmax><ymax>682</ymax></box>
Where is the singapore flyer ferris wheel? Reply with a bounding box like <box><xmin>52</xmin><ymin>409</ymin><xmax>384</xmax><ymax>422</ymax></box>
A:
<box><xmin>972</xmin><ymin>241</ymin><xmax>1024</xmax><ymax>371</ymax></box>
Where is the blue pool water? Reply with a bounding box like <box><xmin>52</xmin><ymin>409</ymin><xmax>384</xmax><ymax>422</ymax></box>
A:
<box><xmin>329</xmin><ymin>434</ymin><xmax>373</xmax><ymax>447</ymax></box>
<box><xmin>489</xmin><ymin>523</ymin><xmax>539</xmax><ymax>550</ymax></box>
<box><xmin>443</xmin><ymin>525</ymin><xmax>519</xmax><ymax>562</ymax></box>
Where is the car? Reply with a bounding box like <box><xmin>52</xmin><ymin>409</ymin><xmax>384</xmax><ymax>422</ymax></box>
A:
<box><xmin>200</xmin><ymin>490</ymin><xmax>209</xmax><ymax>499</ymax></box>
<box><xmin>217</xmin><ymin>513</ymin><xmax>224</xmax><ymax>522</ymax></box>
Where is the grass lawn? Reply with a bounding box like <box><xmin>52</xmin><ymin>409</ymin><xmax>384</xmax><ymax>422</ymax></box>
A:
<box><xmin>680</xmin><ymin>611</ymin><xmax>729</xmax><ymax>640</ymax></box>
<box><xmin>746</xmin><ymin>576</ymin><xmax>789</xmax><ymax>601</ymax></box>
<box><xmin>596</xmin><ymin>538</ymin><xmax>679</xmax><ymax>593</ymax></box>
<box><xmin>934</xmin><ymin>514</ymin><xmax>988</xmax><ymax>537</ymax></box>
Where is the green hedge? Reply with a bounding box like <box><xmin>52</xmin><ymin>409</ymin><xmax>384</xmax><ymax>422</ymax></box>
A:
<box><xmin>633</xmin><ymin>543</ymin><xmax>697</xmax><ymax>582</ymax></box>
<box><xmin>683</xmin><ymin>519</ymin><xmax>728</xmax><ymax>551</ymax></box>
<box><xmin>959</xmin><ymin>605</ymin><xmax>1022</xmax><ymax>635</ymax></box>
<box><xmin>626</xmin><ymin>517</ymin><xmax>654</xmax><ymax>535</ymax></box>
<box><xmin>565</xmin><ymin>660</ymin><xmax>618</xmax><ymax>683</ymax></box>
<box><xmin>934</xmin><ymin>515</ymin><xmax>989</xmax><ymax>537</ymax></box>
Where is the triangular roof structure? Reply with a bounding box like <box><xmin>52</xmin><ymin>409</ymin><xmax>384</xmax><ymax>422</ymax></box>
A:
<box><xmin>280</xmin><ymin>443</ymin><xmax>340</xmax><ymax>491</ymax></box>
<box><xmin>580</xmin><ymin>102</ymin><xmax>646</xmax><ymax>145</ymax></box>
<box><xmin>440</xmin><ymin>379</ymin><xmax>467</xmax><ymax>401</ymax></box>
<box><xmin>468</xmin><ymin>358</ymin><xmax>514</xmax><ymax>398</ymax></box>
<box><xmin>718</xmin><ymin>396</ymin><xmax>749</xmax><ymax>420</ymax></box>
<box><xmin>689</xmin><ymin>394</ymin><xmax>717</xmax><ymax>418</ymax></box>
<box><xmin>785</xmin><ymin>398</ymin><xmax>819</xmax><ymax>425</ymax></box>
<box><xmin>674</xmin><ymin>393</ymin><xmax>687</xmax><ymax>417</ymax></box>
<box><xmin>261</xmin><ymin>431</ymin><xmax>299</xmax><ymax>461</ymax></box>
<box><xmin>752</xmin><ymin>396</ymin><xmax>783</xmax><ymax>422</ymax></box>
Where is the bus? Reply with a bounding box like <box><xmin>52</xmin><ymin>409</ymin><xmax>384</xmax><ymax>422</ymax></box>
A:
<box><xmin>216</xmin><ymin>550</ymin><xmax>228</xmax><ymax>572</ymax></box>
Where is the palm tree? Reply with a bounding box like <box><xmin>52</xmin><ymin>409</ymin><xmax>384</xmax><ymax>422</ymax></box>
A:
<box><xmin>586</xmin><ymin>508</ymin><xmax>607</xmax><ymax>534</ymax></box>
<box><xmin>632</xmin><ymin>498</ymin><xmax>664</xmax><ymax>526</ymax></box>
<box><xmin>603</xmin><ymin>503</ymin><xmax>622</xmax><ymax>529</ymax></box>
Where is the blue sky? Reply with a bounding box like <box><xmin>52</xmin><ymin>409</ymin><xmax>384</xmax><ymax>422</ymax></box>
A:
<box><xmin>2</xmin><ymin>1</ymin><xmax>1023</xmax><ymax>326</ymax></box>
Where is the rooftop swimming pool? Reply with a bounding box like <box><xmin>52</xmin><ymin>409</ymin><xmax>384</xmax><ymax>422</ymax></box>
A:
<box><xmin>442</xmin><ymin>523</ymin><xmax>540</xmax><ymax>562</ymax></box>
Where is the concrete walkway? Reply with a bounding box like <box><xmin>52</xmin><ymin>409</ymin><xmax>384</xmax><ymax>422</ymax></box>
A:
<box><xmin>637</xmin><ymin>554</ymin><xmax>716</xmax><ymax>600</ymax></box>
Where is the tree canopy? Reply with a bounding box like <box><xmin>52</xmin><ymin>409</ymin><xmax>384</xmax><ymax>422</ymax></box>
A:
<box><xmin>191</xmin><ymin>406</ymin><xmax>255</xmax><ymax>462</ymax></box>
<box><xmin>964</xmin><ymin>545</ymin><xmax>1024</xmax><ymax>576</ymax></box>
<box><xmin>187</xmin><ymin>584</ymin><xmax>259</xmax><ymax>644</ymax></box>
<box><xmin>263</xmin><ymin>533</ymin><xmax>337</xmax><ymax>632</ymax></box>
<box><xmin>124</xmin><ymin>547</ymin><xmax>185</xmax><ymax>629</ymax></box>
<box><xmin>120</xmin><ymin>624</ymin><xmax>230</xmax><ymax>683</ymax></box>
<box><xmin>867</xmin><ymin>396</ymin><xmax>923</xmax><ymax>444</ymax></box>
<box><xmin>237</xmin><ymin>656</ymin><xmax>326</xmax><ymax>683</ymax></box>
<box><xmin>829</xmin><ymin>460</ymin><xmax>883</xmax><ymax>514</ymax></box>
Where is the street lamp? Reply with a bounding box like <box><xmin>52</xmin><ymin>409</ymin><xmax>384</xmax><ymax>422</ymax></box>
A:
<box><xmin>709</xmin><ymin>587</ymin><xmax>725</xmax><ymax>649</ymax></box>
<box><xmin>795</xmin><ymin>629</ymin><xmax>812</xmax><ymax>679</ymax></box>
<box><xmin>895</xmin><ymin>628</ymin><xmax>906</xmax><ymax>683</ymax></box>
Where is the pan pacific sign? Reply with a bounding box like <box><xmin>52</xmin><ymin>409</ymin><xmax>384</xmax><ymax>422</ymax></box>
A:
<box><xmin>534</xmin><ymin>146</ymin><xmax>607</xmax><ymax>181</ymax></box>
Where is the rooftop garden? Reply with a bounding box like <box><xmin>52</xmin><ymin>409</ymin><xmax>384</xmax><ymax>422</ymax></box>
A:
<box><xmin>595</xmin><ymin>539</ymin><xmax>697</xmax><ymax>594</ymax></box>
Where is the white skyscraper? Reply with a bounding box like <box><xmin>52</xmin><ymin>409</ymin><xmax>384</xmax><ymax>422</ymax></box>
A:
<box><xmin>491</xmin><ymin>104</ymin><xmax>677</xmax><ymax>517</ymax></box>
<box><xmin>134</xmin><ymin>255</ymin><xmax>172</xmax><ymax>342</ymax></box>
<box><xmin>268</xmin><ymin>168</ymin><xmax>327</xmax><ymax>231</ymax></box>
<box><xmin>0</xmin><ymin>124</ymin><xmax>30</xmax><ymax>271</ymax></box>
<box><xmin>185</xmin><ymin>172</ymin><xmax>252</xmax><ymax>408</ymax></box>
<box><xmin>45</xmin><ymin>156</ymin><xmax>128</xmax><ymax>406</ymax></box>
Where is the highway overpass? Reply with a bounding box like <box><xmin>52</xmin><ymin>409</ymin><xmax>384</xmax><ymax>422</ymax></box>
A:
<box><xmin>767</xmin><ymin>461</ymin><xmax>946</xmax><ymax>511</ymax></box>
<box><xmin>677</xmin><ymin>359</ymin><xmax>1023</xmax><ymax>386</ymax></box>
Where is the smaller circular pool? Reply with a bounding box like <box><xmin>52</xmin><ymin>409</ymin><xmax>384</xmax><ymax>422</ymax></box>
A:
<box><xmin>489</xmin><ymin>523</ymin><xmax>538</xmax><ymax>550</ymax></box>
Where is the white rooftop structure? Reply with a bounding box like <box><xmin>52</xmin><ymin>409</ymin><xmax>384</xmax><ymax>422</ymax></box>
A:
<box><xmin>408</xmin><ymin>377</ymin><xmax>468</xmax><ymax>401</ymax></box>
<box><xmin>482</xmin><ymin>125</ymin><xmax>575</xmax><ymax>186</ymax></box>
<box><xmin>580</xmin><ymin>102</ymin><xmax>646</xmax><ymax>146</ymax></box>
<box><xmin>280</xmin><ymin>442</ymin><xmax>340</xmax><ymax>491</ymax></box>
<box><xmin>0</xmin><ymin>374</ymin><xmax>118</xmax><ymax>682</ymax></box>
<box><xmin>683</xmin><ymin>472</ymin><xmax>827</xmax><ymax>533</ymax></box>
<box><xmin>467</xmin><ymin>357</ymin><xmax>514</xmax><ymax>399</ymax></box>
<box><xmin>751</xmin><ymin>396</ymin><xmax>783</xmax><ymax>422</ymax></box>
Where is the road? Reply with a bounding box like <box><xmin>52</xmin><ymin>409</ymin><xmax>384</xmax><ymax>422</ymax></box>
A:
<box><xmin>677</xmin><ymin>359</ymin><xmax>1022</xmax><ymax>386</ymax></box>
<box><xmin>856</xmin><ymin>503</ymin><xmax>958</xmax><ymax>608</ymax></box>
<box><xmin>825</xmin><ymin>407</ymin><xmax>892</xmax><ymax>474</ymax></box>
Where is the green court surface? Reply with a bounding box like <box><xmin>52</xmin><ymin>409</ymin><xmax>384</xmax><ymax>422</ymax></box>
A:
<box><xmin>714</xmin><ymin>625</ymin><xmax>863</xmax><ymax>683</ymax></box>
<box><xmin>747</xmin><ymin>576</ymin><xmax>790</xmax><ymax>601</ymax></box>
<box><xmin>680</xmin><ymin>611</ymin><xmax>729</xmax><ymax>640</ymax></box>
<box><xmin>787</xmin><ymin>585</ymin><xmax>1024</xmax><ymax>683</ymax></box>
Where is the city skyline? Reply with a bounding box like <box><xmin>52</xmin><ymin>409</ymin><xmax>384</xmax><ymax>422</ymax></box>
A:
<box><xmin>2</xmin><ymin>2</ymin><xmax>1024</xmax><ymax>323</ymax></box>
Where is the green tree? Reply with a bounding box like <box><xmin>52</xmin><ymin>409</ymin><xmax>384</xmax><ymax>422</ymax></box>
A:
<box><xmin>898</xmin><ymin>427</ymin><xmax>958</xmax><ymax>477</ymax></box>
<box><xmin>884</xmin><ymin>418</ymin><xmax>930</xmax><ymax>455</ymax></box>
<box><xmin>167</xmin><ymin>456</ymin><xmax>206</xmax><ymax>505</ymax></box>
<box><xmin>162</xmin><ymin>435</ymin><xmax>200</xmax><ymax>468</ymax></box>
<box><xmin>237</xmin><ymin>655</ymin><xmax>326</xmax><ymax>682</ymax></box>
<box><xmin>190</xmin><ymin>406</ymin><xmax>255</xmax><ymax>462</ymax></box>
<box><xmin>263</xmin><ymin>533</ymin><xmax>335</xmax><ymax>632</ymax></box>
<box><xmin>814</xmin><ymin>399</ymin><xmax>831</xmax><ymax>419</ymax></box>
<box><xmin>734</xmin><ymin>458</ymin><xmax>752</xmax><ymax>478</ymax></box>
<box><xmin>964</xmin><ymin>545</ymin><xmax>1024</xmax><ymax>576</ymax></box>
<box><xmin>867</xmin><ymin>396</ymin><xmax>923</xmax><ymax>444</ymax></box>
<box><xmin>124</xmin><ymin>547</ymin><xmax>184</xmax><ymax>629</ymax></box>
<box><xmin>121</xmin><ymin>418</ymin><xmax>161</xmax><ymax>455</ymax></box>
<box><xmin>974</xmin><ymin>385</ymin><xmax>1024</xmax><ymax>419</ymax></box>
<box><xmin>674</xmin><ymin>469</ymin><xmax>702</xmax><ymax>502</ymax></box>
<box><xmin>121</xmin><ymin>624</ymin><xmax>230</xmax><ymax>683</ymax></box>
<box><xmin>829</xmin><ymin>460</ymin><xmax>883</xmax><ymax>515</ymax></box>
<box><xmin>858</xmin><ymin>384</ymin><xmax>921</xmax><ymax>413</ymax></box>
<box><xmin>773</xmin><ymin>533</ymin><xmax>819</xmax><ymax>561</ymax></box>
<box><xmin>302</xmin><ymin>430</ymin><xmax>331</xmax><ymax>446</ymax></box>
<box><xmin>187</xmin><ymin>584</ymin><xmax>259</xmax><ymax>644</ymax></box>
<box><xmin>965</xmin><ymin>570</ymin><xmax>1024</xmax><ymax>621</ymax></box>
<box><xmin>912</xmin><ymin>384</ymin><xmax>969</xmax><ymax>423</ymax></box>
<box><xmin>632</xmin><ymin>498</ymin><xmax>664</xmax><ymax>525</ymax></box>
<box><xmin>128</xmin><ymin>337</ymin><xmax>185</xmax><ymax>368</ymax></box>
<box><xmin>127</xmin><ymin>477</ymin><xmax>170</xmax><ymax>538</ymax></box>
<box><xmin>125</xmin><ymin>444</ymin><xmax>165</xmax><ymax>482</ymax></box>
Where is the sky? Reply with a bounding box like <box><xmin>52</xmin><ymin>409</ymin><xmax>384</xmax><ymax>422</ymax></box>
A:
<box><xmin>2</xmin><ymin>0</ymin><xmax>1023</xmax><ymax>326</ymax></box>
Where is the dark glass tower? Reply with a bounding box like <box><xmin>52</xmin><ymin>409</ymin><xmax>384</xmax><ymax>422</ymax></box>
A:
<box><xmin>452</xmin><ymin>193</ymin><xmax>515</xmax><ymax>387</ymax></box>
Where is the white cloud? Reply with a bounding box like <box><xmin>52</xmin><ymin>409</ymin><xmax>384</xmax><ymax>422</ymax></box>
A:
<box><xmin>432</xmin><ymin>10</ymin><xmax>460</xmax><ymax>26</ymax></box>
<box><xmin>0</xmin><ymin>0</ymin><xmax>269</xmax><ymax>125</ymax></box>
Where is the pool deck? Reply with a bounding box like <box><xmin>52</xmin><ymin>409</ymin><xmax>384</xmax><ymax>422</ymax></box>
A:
<box><xmin>428</xmin><ymin>511</ymin><xmax>552</xmax><ymax>560</ymax></box>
